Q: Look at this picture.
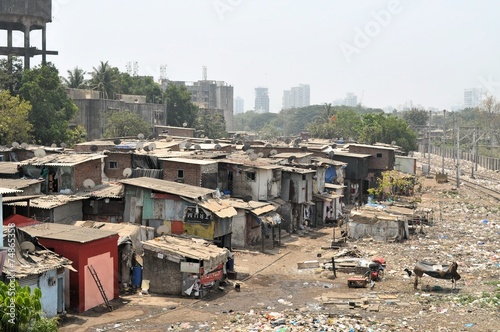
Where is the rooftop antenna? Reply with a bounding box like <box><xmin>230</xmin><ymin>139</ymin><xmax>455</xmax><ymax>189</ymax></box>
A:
<box><xmin>133</xmin><ymin>61</ymin><xmax>138</xmax><ymax>76</ymax></box>
<box><xmin>202</xmin><ymin>66</ymin><xmax>207</xmax><ymax>81</ymax></box>
<box><xmin>160</xmin><ymin>65</ymin><xmax>167</xmax><ymax>80</ymax></box>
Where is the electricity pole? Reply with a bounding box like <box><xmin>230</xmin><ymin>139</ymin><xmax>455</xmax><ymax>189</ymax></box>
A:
<box><xmin>456</xmin><ymin>125</ymin><xmax>460</xmax><ymax>188</ymax></box>
<box><xmin>427</xmin><ymin>110</ymin><xmax>431</xmax><ymax>175</ymax></box>
<box><xmin>442</xmin><ymin>110</ymin><xmax>446</xmax><ymax>174</ymax></box>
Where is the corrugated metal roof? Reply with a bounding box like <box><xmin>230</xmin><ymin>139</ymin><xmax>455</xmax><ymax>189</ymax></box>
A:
<box><xmin>313</xmin><ymin>192</ymin><xmax>343</xmax><ymax>200</ymax></box>
<box><xmin>120</xmin><ymin>177</ymin><xmax>215</xmax><ymax>199</ymax></box>
<box><xmin>142</xmin><ymin>235</ymin><xmax>229</xmax><ymax>272</ymax></box>
<box><xmin>311</xmin><ymin>157</ymin><xmax>347</xmax><ymax>167</ymax></box>
<box><xmin>82</xmin><ymin>183</ymin><xmax>124</xmax><ymax>198</ymax></box>
<box><xmin>1</xmin><ymin>195</ymin><xmax>43</xmax><ymax>203</ymax></box>
<box><xmin>0</xmin><ymin>178</ymin><xmax>43</xmax><ymax>189</ymax></box>
<box><xmin>349</xmin><ymin>143</ymin><xmax>397</xmax><ymax>151</ymax></box>
<box><xmin>219</xmin><ymin>158</ymin><xmax>282</xmax><ymax>169</ymax></box>
<box><xmin>198</xmin><ymin>199</ymin><xmax>237</xmax><ymax>218</ymax></box>
<box><xmin>0</xmin><ymin>162</ymin><xmax>19</xmax><ymax>174</ymax></box>
<box><xmin>0</xmin><ymin>187</ymin><xmax>23</xmax><ymax>194</ymax></box>
<box><xmin>158</xmin><ymin>157</ymin><xmax>217</xmax><ymax>165</ymax></box>
<box><xmin>280</xmin><ymin>166</ymin><xmax>316</xmax><ymax>174</ymax></box>
<box><xmin>2</xmin><ymin>228</ymin><xmax>74</xmax><ymax>278</ymax></box>
<box><xmin>19</xmin><ymin>153</ymin><xmax>105</xmax><ymax>166</ymax></box>
<box><xmin>272</xmin><ymin>152</ymin><xmax>313</xmax><ymax>158</ymax></box>
<box><xmin>22</xmin><ymin>223</ymin><xmax>118</xmax><ymax>243</ymax></box>
<box><xmin>6</xmin><ymin>195</ymin><xmax>88</xmax><ymax>209</ymax></box>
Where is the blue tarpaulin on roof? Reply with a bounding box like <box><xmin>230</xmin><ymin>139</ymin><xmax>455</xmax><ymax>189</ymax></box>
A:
<box><xmin>325</xmin><ymin>167</ymin><xmax>336</xmax><ymax>183</ymax></box>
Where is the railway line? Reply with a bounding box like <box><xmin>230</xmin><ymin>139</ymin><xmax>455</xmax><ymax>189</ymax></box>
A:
<box><xmin>446</xmin><ymin>174</ymin><xmax>500</xmax><ymax>202</ymax></box>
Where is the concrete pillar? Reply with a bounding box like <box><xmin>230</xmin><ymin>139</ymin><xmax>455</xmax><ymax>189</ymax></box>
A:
<box><xmin>42</xmin><ymin>26</ymin><xmax>47</xmax><ymax>65</ymax></box>
<box><xmin>7</xmin><ymin>29</ymin><xmax>13</xmax><ymax>70</ymax></box>
<box><xmin>24</xmin><ymin>24</ymin><xmax>30</xmax><ymax>69</ymax></box>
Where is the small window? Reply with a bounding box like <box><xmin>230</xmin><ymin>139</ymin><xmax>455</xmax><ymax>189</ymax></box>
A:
<box><xmin>109</xmin><ymin>161</ymin><xmax>118</xmax><ymax>169</ymax></box>
<box><xmin>245</xmin><ymin>171</ymin><xmax>256</xmax><ymax>181</ymax></box>
<box><xmin>376</xmin><ymin>153</ymin><xmax>383</xmax><ymax>158</ymax></box>
<box><xmin>302</xmin><ymin>174</ymin><xmax>306</xmax><ymax>181</ymax></box>
<box><xmin>177</xmin><ymin>170</ymin><xmax>184</xmax><ymax>178</ymax></box>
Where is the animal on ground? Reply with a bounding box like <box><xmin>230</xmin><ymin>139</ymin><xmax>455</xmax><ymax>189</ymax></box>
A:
<box><xmin>412</xmin><ymin>261</ymin><xmax>460</xmax><ymax>290</ymax></box>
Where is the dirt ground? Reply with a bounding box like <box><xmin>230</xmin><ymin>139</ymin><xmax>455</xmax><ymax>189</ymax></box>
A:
<box><xmin>59</xmin><ymin>172</ymin><xmax>500</xmax><ymax>332</ymax></box>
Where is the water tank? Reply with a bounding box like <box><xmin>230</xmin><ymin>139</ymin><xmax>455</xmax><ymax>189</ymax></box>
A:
<box><xmin>131</xmin><ymin>266</ymin><xmax>143</xmax><ymax>287</ymax></box>
<box><xmin>422</xmin><ymin>164</ymin><xmax>430</xmax><ymax>174</ymax></box>
<box><xmin>0</xmin><ymin>0</ymin><xmax>52</xmax><ymax>26</ymax></box>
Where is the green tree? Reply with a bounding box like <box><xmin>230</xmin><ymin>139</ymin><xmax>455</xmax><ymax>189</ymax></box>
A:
<box><xmin>62</xmin><ymin>67</ymin><xmax>87</xmax><ymax>89</ymax></box>
<box><xmin>89</xmin><ymin>61</ymin><xmax>118</xmax><ymax>99</ymax></box>
<box><xmin>118</xmin><ymin>73</ymin><xmax>163</xmax><ymax>104</ymax></box>
<box><xmin>20</xmin><ymin>63</ymin><xmax>82</xmax><ymax>146</ymax></box>
<box><xmin>195</xmin><ymin>112</ymin><xmax>227</xmax><ymax>139</ymax></box>
<box><xmin>0</xmin><ymin>57</ymin><xmax>24</xmax><ymax>95</ymax></box>
<box><xmin>331</xmin><ymin>109</ymin><xmax>361</xmax><ymax>141</ymax></box>
<box><xmin>164</xmin><ymin>84</ymin><xmax>198</xmax><ymax>127</ymax></box>
<box><xmin>259</xmin><ymin>123</ymin><xmax>283</xmax><ymax>140</ymax></box>
<box><xmin>0</xmin><ymin>90</ymin><xmax>33</xmax><ymax>145</ymax></box>
<box><xmin>402</xmin><ymin>108</ymin><xmax>429</xmax><ymax>129</ymax></box>
<box><xmin>104</xmin><ymin>109</ymin><xmax>152</xmax><ymax>138</ymax></box>
<box><xmin>0</xmin><ymin>280</ymin><xmax>58</xmax><ymax>332</ymax></box>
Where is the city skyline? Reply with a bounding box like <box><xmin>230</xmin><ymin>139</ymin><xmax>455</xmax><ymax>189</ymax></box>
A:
<box><xmin>13</xmin><ymin>0</ymin><xmax>500</xmax><ymax>113</ymax></box>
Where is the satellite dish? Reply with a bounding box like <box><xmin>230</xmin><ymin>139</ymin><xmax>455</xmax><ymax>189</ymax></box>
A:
<box><xmin>248</xmin><ymin>153</ymin><xmax>258</xmax><ymax>161</ymax></box>
<box><xmin>136</xmin><ymin>142</ymin><xmax>144</xmax><ymax>150</ymax></box>
<box><xmin>185</xmin><ymin>142</ymin><xmax>192</xmax><ymax>149</ymax></box>
<box><xmin>199</xmin><ymin>134</ymin><xmax>205</xmax><ymax>138</ymax></box>
<box><xmin>288</xmin><ymin>156</ymin><xmax>296</xmax><ymax>163</ymax></box>
<box><xmin>143</xmin><ymin>145</ymin><xmax>150</xmax><ymax>152</ymax></box>
<box><xmin>213</xmin><ymin>139</ymin><xmax>219</xmax><ymax>144</ymax></box>
<box><xmin>270</xmin><ymin>149</ymin><xmax>277</xmax><ymax>156</ymax></box>
<box><xmin>182</xmin><ymin>122</ymin><xmax>188</xmax><ymax>127</ymax></box>
<box><xmin>301</xmin><ymin>146</ymin><xmax>308</xmax><ymax>151</ymax></box>
<box><xmin>328</xmin><ymin>151</ymin><xmax>335</xmax><ymax>159</ymax></box>
<box><xmin>331</xmin><ymin>143</ymin><xmax>337</xmax><ymax>149</ymax></box>
<box><xmin>149</xmin><ymin>143</ymin><xmax>156</xmax><ymax>151</ymax></box>
<box><xmin>236</xmin><ymin>140</ymin><xmax>243</xmax><ymax>145</ymax></box>
<box><xmin>83</xmin><ymin>179</ymin><xmax>96</xmax><ymax>189</ymax></box>
<box><xmin>51</xmin><ymin>143</ymin><xmax>57</xmax><ymax>148</ymax></box>
<box><xmin>123</xmin><ymin>168</ymin><xmax>132</xmax><ymax>178</ymax></box>
<box><xmin>295</xmin><ymin>138</ymin><xmax>302</xmax><ymax>145</ymax></box>
<box><xmin>138</xmin><ymin>133</ymin><xmax>145</xmax><ymax>140</ymax></box>
<box><xmin>157</xmin><ymin>225</ymin><xmax>171</xmax><ymax>235</ymax></box>
<box><xmin>265</xmin><ymin>143</ymin><xmax>272</xmax><ymax>148</ymax></box>
<box><xmin>179</xmin><ymin>142</ymin><xmax>186</xmax><ymax>149</ymax></box>
<box><xmin>11</xmin><ymin>141</ymin><xmax>20</xmax><ymax>148</ymax></box>
<box><xmin>242</xmin><ymin>195</ymin><xmax>253</xmax><ymax>203</ymax></box>
<box><xmin>391</xmin><ymin>141</ymin><xmax>396</xmax><ymax>145</ymax></box>
<box><xmin>90</xmin><ymin>145</ymin><xmax>98</xmax><ymax>152</ymax></box>
<box><xmin>20</xmin><ymin>241</ymin><xmax>36</xmax><ymax>253</ymax></box>
<box><xmin>194</xmin><ymin>144</ymin><xmax>201</xmax><ymax>150</ymax></box>
<box><xmin>34</xmin><ymin>148</ymin><xmax>46</xmax><ymax>158</ymax></box>
<box><xmin>21</xmin><ymin>143</ymin><xmax>29</xmax><ymax>149</ymax></box>
<box><xmin>113</xmin><ymin>139</ymin><xmax>121</xmax><ymax>145</ymax></box>
<box><xmin>214</xmin><ymin>144</ymin><xmax>222</xmax><ymax>150</ymax></box>
<box><xmin>284</xmin><ymin>138</ymin><xmax>291</xmax><ymax>144</ymax></box>
<box><xmin>242</xmin><ymin>143</ymin><xmax>251</xmax><ymax>151</ymax></box>
<box><xmin>60</xmin><ymin>142</ymin><xmax>67</xmax><ymax>149</ymax></box>
<box><xmin>166</xmin><ymin>135</ymin><xmax>173</xmax><ymax>142</ymax></box>
<box><xmin>257</xmin><ymin>152</ymin><xmax>264</xmax><ymax>158</ymax></box>
<box><xmin>246</xmin><ymin>149</ymin><xmax>254</xmax><ymax>155</ymax></box>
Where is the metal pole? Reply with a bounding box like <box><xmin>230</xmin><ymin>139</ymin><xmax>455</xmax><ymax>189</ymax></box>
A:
<box><xmin>471</xmin><ymin>129</ymin><xmax>476</xmax><ymax>178</ymax></box>
<box><xmin>427</xmin><ymin>110</ymin><xmax>431</xmax><ymax>175</ymax></box>
<box><xmin>456</xmin><ymin>125</ymin><xmax>460</xmax><ymax>188</ymax></box>
<box><xmin>442</xmin><ymin>110</ymin><xmax>446</xmax><ymax>174</ymax></box>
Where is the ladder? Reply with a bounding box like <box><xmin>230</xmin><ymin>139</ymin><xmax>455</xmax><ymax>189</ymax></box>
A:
<box><xmin>87</xmin><ymin>265</ymin><xmax>113</xmax><ymax>311</ymax></box>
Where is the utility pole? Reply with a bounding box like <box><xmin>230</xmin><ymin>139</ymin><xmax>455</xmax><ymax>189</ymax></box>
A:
<box><xmin>456</xmin><ymin>125</ymin><xmax>460</xmax><ymax>188</ymax></box>
<box><xmin>471</xmin><ymin>129</ymin><xmax>476</xmax><ymax>178</ymax></box>
<box><xmin>442</xmin><ymin>110</ymin><xmax>446</xmax><ymax>174</ymax></box>
<box><xmin>427</xmin><ymin>110</ymin><xmax>432</xmax><ymax>175</ymax></box>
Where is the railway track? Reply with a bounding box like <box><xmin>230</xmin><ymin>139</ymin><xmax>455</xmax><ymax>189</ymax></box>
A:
<box><xmin>447</xmin><ymin>175</ymin><xmax>500</xmax><ymax>201</ymax></box>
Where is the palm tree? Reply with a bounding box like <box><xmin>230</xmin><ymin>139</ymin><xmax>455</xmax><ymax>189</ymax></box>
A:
<box><xmin>314</xmin><ymin>102</ymin><xmax>335</xmax><ymax>124</ymax></box>
<box><xmin>90</xmin><ymin>61</ymin><xmax>118</xmax><ymax>99</ymax></box>
<box><xmin>62</xmin><ymin>66</ymin><xmax>87</xmax><ymax>88</ymax></box>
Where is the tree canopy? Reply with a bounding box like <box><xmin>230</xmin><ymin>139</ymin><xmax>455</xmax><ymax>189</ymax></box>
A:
<box><xmin>164</xmin><ymin>84</ymin><xmax>198</xmax><ymax>128</ymax></box>
<box><xmin>0</xmin><ymin>57</ymin><xmax>24</xmax><ymax>95</ymax></box>
<box><xmin>20</xmin><ymin>63</ymin><xmax>85</xmax><ymax>146</ymax></box>
<box><xmin>104</xmin><ymin>109</ymin><xmax>152</xmax><ymax>138</ymax></box>
<box><xmin>0</xmin><ymin>90</ymin><xmax>33</xmax><ymax>146</ymax></box>
<box><xmin>62</xmin><ymin>66</ymin><xmax>87</xmax><ymax>89</ymax></box>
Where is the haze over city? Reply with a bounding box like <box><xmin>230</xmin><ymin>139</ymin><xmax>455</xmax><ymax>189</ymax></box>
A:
<box><xmin>17</xmin><ymin>0</ymin><xmax>500</xmax><ymax>112</ymax></box>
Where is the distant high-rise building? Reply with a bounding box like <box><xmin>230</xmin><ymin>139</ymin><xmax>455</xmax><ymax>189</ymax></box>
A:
<box><xmin>162</xmin><ymin>78</ymin><xmax>234</xmax><ymax>130</ymax></box>
<box><xmin>464</xmin><ymin>88</ymin><xmax>485</xmax><ymax>108</ymax></box>
<box><xmin>234</xmin><ymin>96</ymin><xmax>244</xmax><ymax>114</ymax></box>
<box><xmin>282</xmin><ymin>84</ymin><xmax>310</xmax><ymax>110</ymax></box>
<box><xmin>344</xmin><ymin>92</ymin><xmax>358</xmax><ymax>107</ymax></box>
<box><xmin>255</xmin><ymin>87</ymin><xmax>269</xmax><ymax>113</ymax></box>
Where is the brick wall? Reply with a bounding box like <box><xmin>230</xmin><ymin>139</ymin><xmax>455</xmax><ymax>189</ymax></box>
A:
<box><xmin>162</xmin><ymin>160</ymin><xmax>202</xmax><ymax>187</ymax></box>
<box><xmin>74</xmin><ymin>159</ymin><xmax>103</xmax><ymax>191</ymax></box>
<box><xmin>348</xmin><ymin>146</ymin><xmax>394</xmax><ymax>171</ymax></box>
<box><xmin>104</xmin><ymin>153</ymin><xmax>133</xmax><ymax>180</ymax></box>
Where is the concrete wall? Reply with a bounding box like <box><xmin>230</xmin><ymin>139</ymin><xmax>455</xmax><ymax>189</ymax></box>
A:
<box><xmin>53</xmin><ymin>201</ymin><xmax>83</xmax><ymax>224</ymax></box>
<box><xmin>348</xmin><ymin>146</ymin><xmax>395</xmax><ymax>171</ymax></box>
<box><xmin>73</xmin><ymin>99</ymin><xmax>166</xmax><ymax>141</ymax></box>
<box><xmin>37</xmin><ymin>269</ymin><xmax>59</xmax><ymax>318</ymax></box>
<box><xmin>143</xmin><ymin>251</ymin><xmax>183</xmax><ymax>295</ymax></box>
<box><xmin>74</xmin><ymin>159</ymin><xmax>104</xmax><ymax>191</ymax></box>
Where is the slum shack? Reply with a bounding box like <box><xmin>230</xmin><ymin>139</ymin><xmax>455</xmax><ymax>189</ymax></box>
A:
<box><xmin>349</xmin><ymin>205</ymin><xmax>410</xmax><ymax>242</ymax></box>
<box><xmin>142</xmin><ymin>235</ymin><xmax>230</xmax><ymax>298</ymax></box>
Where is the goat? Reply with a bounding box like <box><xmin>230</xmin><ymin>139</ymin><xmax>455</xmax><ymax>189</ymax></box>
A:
<box><xmin>412</xmin><ymin>261</ymin><xmax>460</xmax><ymax>290</ymax></box>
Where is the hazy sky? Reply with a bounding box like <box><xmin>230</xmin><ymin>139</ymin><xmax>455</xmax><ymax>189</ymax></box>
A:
<box><xmin>17</xmin><ymin>0</ymin><xmax>500</xmax><ymax>112</ymax></box>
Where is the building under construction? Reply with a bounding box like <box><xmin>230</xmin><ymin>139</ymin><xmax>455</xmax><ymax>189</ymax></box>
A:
<box><xmin>0</xmin><ymin>0</ymin><xmax>57</xmax><ymax>69</ymax></box>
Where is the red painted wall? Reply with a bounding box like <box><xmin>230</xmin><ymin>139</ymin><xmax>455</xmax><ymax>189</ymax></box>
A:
<box><xmin>36</xmin><ymin>234</ymin><xmax>119</xmax><ymax>312</ymax></box>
